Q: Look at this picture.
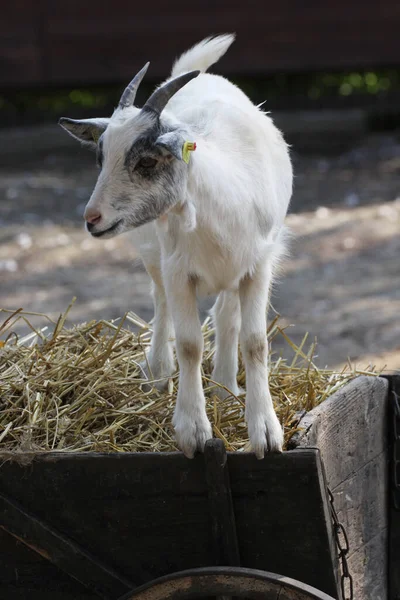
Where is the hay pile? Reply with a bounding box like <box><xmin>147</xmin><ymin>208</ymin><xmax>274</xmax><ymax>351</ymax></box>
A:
<box><xmin>0</xmin><ymin>302</ymin><xmax>380</xmax><ymax>454</ymax></box>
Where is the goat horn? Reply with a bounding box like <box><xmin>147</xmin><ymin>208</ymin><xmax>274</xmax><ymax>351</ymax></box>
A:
<box><xmin>118</xmin><ymin>62</ymin><xmax>150</xmax><ymax>109</ymax></box>
<box><xmin>143</xmin><ymin>70</ymin><xmax>200</xmax><ymax>116</ymax></box>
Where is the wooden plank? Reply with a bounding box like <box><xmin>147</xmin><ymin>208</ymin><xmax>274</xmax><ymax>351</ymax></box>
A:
<box><xmin>293</xmin><ymin>375</ymin><xmax>389</xmax><ymax>600</ymax></box>
<box><xmin>0</xmin><ymin>528</ymin><xmax>100</xmax><ymax>600</ymax></box>
<box><xmin>41</xmin><ymin>11</ymin><xmax>400</xmax><ymax>86</ymax></box>
<box><xmin>386</xmin><ymin>375</ymin><xmax>400</xmax><ymax>600</ymax></box>
<box><xmin>0</xmin><ymin>492</ymin><xmax>134</xmax><ymax>599</ymax></box>
<box><xmin>345</xmin><ymin>529</ymin><xmax>387</xmax><ymax>600</ymax></box>
<box><xmin>204</xmin><ymin>439</ymin><xmax>240</xmax><ymax>566</ymax></box>
<box><xmin>228</xmin><ymin>450</ymin><xmax>340</xmax><ymax>597</ymax></box>
<box><xmin>2</xmin><ymin>0</ymin><xmax>400</xmax><ymax>86</ymax></box>
<box><xmin>0</xmin><ymin>0</ymin><xmax>43</xmax><ymax>85</ymax></box>
<box><xmin>0</xmin><ymin>452</ymin><xmax>214</xmax><ymax>588</ymax></box>
<box><xmin>0</xmin><ymin>450</ymin><xmax>339</xmax><ymax>597</ymax></box>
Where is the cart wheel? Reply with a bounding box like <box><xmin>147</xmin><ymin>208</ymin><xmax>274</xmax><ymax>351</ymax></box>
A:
<box><xmin>118</xmin><ymin>566</ymin><xmax>336</xmax><ymax>600</ymax></box>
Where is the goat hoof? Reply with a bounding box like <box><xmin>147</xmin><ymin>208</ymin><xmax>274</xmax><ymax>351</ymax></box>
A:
<box><xmin>137</xmin><ymin>361</ymin><xmax>153</xmax><ymax>392</ymax></box>
<box><xmin>173</xmin><ymin>409</ymin><xmax>213</xmax><ymax>459</ymax></box>
<box><xmin>248</xmin><ymin>412</ymin><xmax>284</xmax><ymax>459</ymax></box>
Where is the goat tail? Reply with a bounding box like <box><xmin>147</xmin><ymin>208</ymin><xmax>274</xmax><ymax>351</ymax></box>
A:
<box><xmin>171</xmin><ymin>34</ymin><xmax>235</xmax><ymax>77</ymax></box>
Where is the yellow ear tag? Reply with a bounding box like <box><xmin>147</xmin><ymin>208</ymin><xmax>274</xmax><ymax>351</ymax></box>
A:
<box><xmin>182</xmin><ymin>141</ymin><xmax>197</xmax><ymax>164</ymax></box>
<box><xmin>92</xmin><ymin>130</ymin><xmax>100</xmax><ymax>143</ymax></box>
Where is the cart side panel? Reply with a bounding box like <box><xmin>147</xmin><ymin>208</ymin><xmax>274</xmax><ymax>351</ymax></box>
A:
<box><xmin>228</xmin><ymin>449</ymin><xmax>339</xmax><ymax>598</ymax></box>
<box><xmin>0</xmin><ymin>450</ymin><xmax>339</xmax><ymax>598</ymax></box>
<box><xmin>0</xmin><ymin>453</ymin><xmax>213</xmax><ymax>590</ymax></box>
<box><xmin>0</xmin><ymin>528</ymin><xmax>99</xmax><ymax>600</ymax></box>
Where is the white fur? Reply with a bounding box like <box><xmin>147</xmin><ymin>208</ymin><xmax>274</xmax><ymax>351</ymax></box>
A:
<box><xmin>171</xmin><ymin>34</ymin><xmax>236</xmax><ymax>77</ymax></box>
<box><xmin>64</xmin><ymin>35</ymin><xmax>293</xmax><ymax>458</ymax></box>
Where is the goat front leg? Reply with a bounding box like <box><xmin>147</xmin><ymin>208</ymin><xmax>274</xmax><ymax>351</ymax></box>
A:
<box><xmin>164</xmin><ymin>266</ymin><xmax>212</xmax><ymax>458</ymax></box>
<box><xmin>211</xmin><ymin>291</ymin><xmax>242</xmax><ymax>398</ymax></box>
<box><xmin>140</xmin><ymin>264</ymin><xmax>175</xmax><ymax>388</ymax></box>
<box><xmin>239</xmin><ymin>262</ymin><xmax>283</xmax><ymax>458</ymax></box>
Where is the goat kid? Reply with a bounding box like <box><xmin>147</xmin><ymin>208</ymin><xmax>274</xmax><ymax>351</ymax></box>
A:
<box><xmin>59</xmin><ymin>34</ymin><xmax>293</xmax><ymax>459</ymax></box>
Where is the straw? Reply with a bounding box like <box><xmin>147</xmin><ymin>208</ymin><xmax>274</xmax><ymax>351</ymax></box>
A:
<box><xmin>0</xmin><ymin>304</ymin><xmax>381</xmax><ymax>454</ymax></box>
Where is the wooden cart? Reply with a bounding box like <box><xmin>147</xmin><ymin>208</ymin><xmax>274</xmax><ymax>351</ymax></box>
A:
<box><xmin>0</xmin><ymin>374</ymin><xmax>398</xmax><ymax>600</ymax></box>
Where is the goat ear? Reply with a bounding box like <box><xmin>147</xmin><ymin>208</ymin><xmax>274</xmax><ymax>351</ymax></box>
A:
<box><xmin>155</xmin><ymin>131</ymin><xmax>185</xmax><ymax>161</ymax></box>
<box><xmin>58</xmin><ymin>117</ymin><xmax>110</xmax><ymax>149</ymax></box>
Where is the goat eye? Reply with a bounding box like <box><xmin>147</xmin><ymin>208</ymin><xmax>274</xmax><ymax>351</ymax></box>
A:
<box><xmin>137</xmin><ymin>157</ymin><xmax>157</xmax><ymax>169</ymax></box>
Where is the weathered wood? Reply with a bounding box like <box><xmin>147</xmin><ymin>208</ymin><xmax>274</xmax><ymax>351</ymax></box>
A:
<box><xmin>0</xmin><ymin>0</ymin><xmax>43</xmax><ymax>86</ymax></box>
<box><xmin>387</xmin><ymin>375</ymin><xmax>400</xmax><ymax>600</ymax></box>
<box><xmin>0</xmin><ymin>491</ymin><xmax>134</xmax><ymax>599</ymax></box>
<box><xmin>118</xmin><ymin>567</ymin><xmax>336</xmax><ymax>600</ymax></box>
<box><xmin>0</xmin><ymin>450</ymin><xmax>339</xmax><ymax>598</ymax></box>
<box><xmin>2</xmin><ymin>0</ymin><xmax>400</xmax><ymax>86</ymax></box>
<box><xmin>293</xmin><ymin>375</ymin><xmax>389</xmax><ymax>600</ymax></box>
<box><xmin>0</xmin><ymin>527</ymin><xmax>100</xmax><ymax>600</ymax></box>
<box><xmin>0</xmin><ymin>452</ymin><xmax>212</xmax><ymax>590</ymax></box>
<box><xmin>228</xmin><ymin>450</ymin><xmax>340</xmax><ymax>597</ymax></box>
<box><xmin>204</xmin><ymin>439</ymin><xmax>240</xmax><ymax>567</ymax></box>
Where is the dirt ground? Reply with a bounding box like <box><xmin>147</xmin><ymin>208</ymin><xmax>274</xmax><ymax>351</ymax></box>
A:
<box><xmin>1</xmin><ymin>128</ymin><xmax>399</xmax><ymax>372</ymax></box>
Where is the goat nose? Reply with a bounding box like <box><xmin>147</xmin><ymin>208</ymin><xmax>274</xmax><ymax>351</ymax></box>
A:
<box><xmin>85</xmin><ymin>209</ymin><xmax>102</xmax><ymax>225</ymax></box>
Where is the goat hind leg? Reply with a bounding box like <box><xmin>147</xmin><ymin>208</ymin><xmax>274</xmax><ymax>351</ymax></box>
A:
<box><xmin>211</xmin><ymin>291</ymin><xmax>242</xmax><ymax>398</ymax></box>
<box><xmin>140</xmin><ymin>264</ymin><xmax>175</xmax><ymax>388</ymax></box>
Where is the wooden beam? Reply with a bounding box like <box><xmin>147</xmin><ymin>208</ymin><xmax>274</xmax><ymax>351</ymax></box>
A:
<box><xmin>0</xmin><ymin>492</ymin><xmax>134</xmax><ymax>599</ymax></box>
<box><xmin>386</xmin><ymin>375</ymin><xmax>400</xmax><ymax>600</ymax></box>
<box><xmin>294</xmin><ymin>375</ymin><xmax>390</xmax><ymax>600</ymax></box>
<box><xmin>204</xmin><ymin>439</ymin><xmax>240</xmax><ymax>567</ymax></box>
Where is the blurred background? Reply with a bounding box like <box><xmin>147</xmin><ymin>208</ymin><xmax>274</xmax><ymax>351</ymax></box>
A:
<box><xmin>1</xmin><ymin>1</ymin><xmax>399</xmax><ymax>371</ymax></box>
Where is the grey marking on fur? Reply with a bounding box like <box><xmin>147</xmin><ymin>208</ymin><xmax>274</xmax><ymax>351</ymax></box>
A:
<box><xmin>96</xmin><ymin>137</ymin><xmax>104</xmax><ymax>168</ymax></box>
<box><xmin>124</xmin><ymin>122</ymin><xmax>167</xmax><ymax>171</ymax></box>
<box><xmin>125</xmin><ymin>161</ymin><xmax>186</xmax><ymax>227</ymax></box>
<box><xmin>110</xmin><ymin>193</ymin><xmax>132</xmax><ymax>210</ymax></box>
<box><xmin>125</xmin><ymin>194</ymin><xmax>163</xmax><ymax>228</ymax></box>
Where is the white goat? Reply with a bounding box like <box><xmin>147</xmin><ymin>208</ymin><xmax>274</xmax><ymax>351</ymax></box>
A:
<box><xmin>59</xmin><ymin>34</ymin><xmax>293</xmax><ymax>458</ymax></box>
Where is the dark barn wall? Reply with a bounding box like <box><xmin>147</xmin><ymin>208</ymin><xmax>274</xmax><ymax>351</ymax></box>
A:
<box><xmin>1</xmin><ymin>0</ymin><xmax>400</xmax><ymax>87</ymax></box>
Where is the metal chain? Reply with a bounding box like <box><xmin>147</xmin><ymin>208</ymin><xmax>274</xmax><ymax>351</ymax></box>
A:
<box><xmin>328</xmin><ymin>487</ymin><xmax>354</xmax><ymax>600</ymax></box>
